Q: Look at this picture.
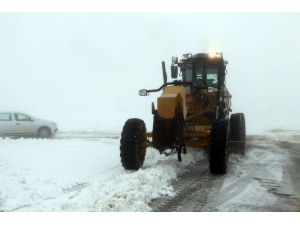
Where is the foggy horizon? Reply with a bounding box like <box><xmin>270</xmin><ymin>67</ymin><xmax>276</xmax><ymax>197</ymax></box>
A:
<box><xmin>1</xmin><ymin>12</ymin><xmax>300</xmax><ymax>134</ymax></box>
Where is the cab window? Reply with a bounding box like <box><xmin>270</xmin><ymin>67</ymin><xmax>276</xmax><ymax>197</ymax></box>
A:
<box><xmin>182</xmin><ymin>63</ymin><xmax>219</xmax><ymax>87</ymax></box>
<box><xmin>206</xmin><ymin>69</ymin><xmax>218</xmax><ymax>86</ymax></box>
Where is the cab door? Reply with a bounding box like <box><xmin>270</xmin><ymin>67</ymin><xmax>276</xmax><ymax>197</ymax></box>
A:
<box><xmin>0</xmin><ymin>113</ymin><xmax>15</xmax><ymax>134</ymax></box>
<box><xmin>14</xmin><ymin>113</ymin><xmax>36</xmax><ymax>134</ymax></box>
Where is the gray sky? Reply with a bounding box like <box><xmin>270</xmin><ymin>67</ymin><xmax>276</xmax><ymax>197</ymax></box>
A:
<box><xmin>1</xmin><ymin>12</ymin><xmax>300</xmax><ymax>134</ymax></box>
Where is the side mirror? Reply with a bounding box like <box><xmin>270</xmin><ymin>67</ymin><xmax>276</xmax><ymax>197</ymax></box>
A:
<box><xmin>172</xmin><ymin>56</ymin><xmax>178</xmax><ymax>64</ymax></box>
<box><xmin>171</xmin><ymin>65</ymin><xmax>178</xmax><ymax>79</ymax></box>
<box><xmin>138</xmin><ymin>89</ymin><xmax>148</xmax><ymax>96</ymax></box>
<box><xmin>29</xmin><ymin>117</ymin><xmax>34</xmax><ymax>121</ymax></box>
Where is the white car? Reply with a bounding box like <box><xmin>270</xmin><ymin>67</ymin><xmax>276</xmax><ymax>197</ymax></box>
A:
<box><xmin>0</xmin><ymin>111</ymin><xmax>58</xmax><ymax>138</ymax></box>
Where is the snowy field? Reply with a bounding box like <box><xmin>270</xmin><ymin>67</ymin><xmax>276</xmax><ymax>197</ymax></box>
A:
<box><xmin>0</xmin><ymin>133</ymin><xmax>204</xmax><ymax>212</ymax></box>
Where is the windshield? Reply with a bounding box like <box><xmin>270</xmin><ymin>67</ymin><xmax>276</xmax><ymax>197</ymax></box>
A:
<box><xmin>182</xmin><ymin>62</ymin><xmax>219</xmax><ymax>87</ymax></box>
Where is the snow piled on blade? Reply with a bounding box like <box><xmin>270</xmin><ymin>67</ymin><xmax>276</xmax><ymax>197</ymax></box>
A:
<box><xmin>0</xmin><ymin>138</ymin><xmax>204</xmax><ymax>212</ymax></box>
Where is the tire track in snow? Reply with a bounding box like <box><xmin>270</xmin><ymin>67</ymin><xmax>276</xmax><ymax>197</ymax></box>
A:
<box><xmin>212</xmin><ymin>140</ymin><xmax>299</xmax><ymax>211</ymax></box>
<box><xmin>150</xmin><ymin>160</ymin><xmax>226</xmax><ymax>212</ymax></box>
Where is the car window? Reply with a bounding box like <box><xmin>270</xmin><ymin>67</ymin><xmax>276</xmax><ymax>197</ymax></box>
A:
<box><xmin>15</xmin><ymin>113</ymin><xmax>30</xmax><ymax>121</ymax></box>
<box><xmin>0</xmin><ymin>113</ymin><xmax>12</xmax><ymax>121</ymax></box>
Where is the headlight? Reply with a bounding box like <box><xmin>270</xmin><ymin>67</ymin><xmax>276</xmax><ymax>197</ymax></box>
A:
<box><xmin>207</xmin><ymin>87</ymin><xmax>214</xmax><ymax>92</ymax></box>
<box><xmin>207</xmin><ymin>87</ymin><xmax>218</xmax><ymax>92</ymax></box>
<box><xmin>208</xmin><ymin>52</ymin><xmax>221</xmax><ymax>58</ymax></box>
<box><xmin>181</xmin><ymin>53</ymin><xmax>192</xmax><ymax>60</ymax></box>
<box><xmin>52</xmin><ymin>122</ymin><xmax>57</xmax><ymax>126</ymax></box>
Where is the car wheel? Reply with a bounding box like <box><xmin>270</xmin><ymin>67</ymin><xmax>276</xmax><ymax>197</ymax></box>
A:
<box><xmin>38</xmin><ymin>127</ymin><xmax>51</xmax><ymax>139</ymax></box>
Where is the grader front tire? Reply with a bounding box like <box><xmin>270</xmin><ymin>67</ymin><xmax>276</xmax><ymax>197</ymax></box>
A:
<box><xmin>120</xmin><ymin>118</ymin><xmax>147</xmax><ymax>170</ymax></box>
<box><xmin>209</xmin><ymin>119</ymin><xmax>229</xmax><ymax>174</ymax></box>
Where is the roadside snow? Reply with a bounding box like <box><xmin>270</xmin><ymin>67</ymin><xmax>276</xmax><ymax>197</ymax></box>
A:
<box><xmin>0</xmin><ymin>136</ymin><xmax>203</xmax><ymax>212</ymax></box>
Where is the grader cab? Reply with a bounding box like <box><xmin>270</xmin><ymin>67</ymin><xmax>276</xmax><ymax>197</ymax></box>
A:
<box><xmin>120</xmin><ymin>52</ymin><xmax>246</xmax><ymax>174</ymax></box>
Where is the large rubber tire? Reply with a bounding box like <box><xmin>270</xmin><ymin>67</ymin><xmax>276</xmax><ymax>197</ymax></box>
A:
<box><xmin>120</xmin><ymin>118</ymin><xmax>147</xmax><ymax>170</ymax></box>
<box><xmin>230</xmin><ymin>113</ymin><xmax>246</xmax><ymax>156</ymax></box>
<box><xmin>38</xmin><ymin>127</ymin><xmax>51</xmax><ymax>139</ymax></box>
<box><xmin>209</xmin><ymin>119</ymin><xmax>229</xmax><ymax>174</ymax></box>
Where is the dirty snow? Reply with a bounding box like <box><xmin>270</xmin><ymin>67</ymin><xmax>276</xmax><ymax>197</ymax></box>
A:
<box><xmin>212</xmin><ymin>130</ymin><xmax>300</xmax><ymax>212</ymax></box>
<box><xmin>215</xmin><ymin>149</ymin><xmax>284</xmax><ymax>211</ymax></box>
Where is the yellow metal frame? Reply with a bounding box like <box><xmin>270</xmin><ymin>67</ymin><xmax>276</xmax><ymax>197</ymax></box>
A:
<box><xmin>143</xmin><ymin>125</ymin><xmax>211</xmax><ymax>154</ymax></box>
<box><xmin>144</xmin><ymin>86</ymin><xmax>219</xmax><ymax>155</ymax></box>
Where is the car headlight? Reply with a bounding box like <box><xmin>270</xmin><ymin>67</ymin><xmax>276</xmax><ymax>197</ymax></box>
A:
<box><xmin>52</xmin><ymin>122</ymin><xmax>57</xmax><ymax>126</ymax></box>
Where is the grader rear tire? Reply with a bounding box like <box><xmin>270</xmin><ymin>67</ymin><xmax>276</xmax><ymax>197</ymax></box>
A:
<box><xmin>230</xmin><ymin>113</ymin><xmax>246</xmax><ymax>156</ymax></box>
<box><xmin>209</xmin><ymin>119</ymin><xmax>229</xmax><ymax>174</ymax></box>
<box><xmin>120</xmin><ymin>118</ymin><xmax>147</xmax><ymax>170</ymax></box>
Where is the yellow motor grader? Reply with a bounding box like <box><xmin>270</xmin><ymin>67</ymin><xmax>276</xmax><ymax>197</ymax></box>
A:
<box><xmin>120</xmin><ymin>52</ymin><xmax>246</xmax><ymax>174</ymax></box>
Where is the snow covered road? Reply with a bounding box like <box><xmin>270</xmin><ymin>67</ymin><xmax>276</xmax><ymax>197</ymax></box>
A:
<box><xmin>150</xmin><ymin>129</ymin><xmax>300</xmax><ymax>212</ymax></box>
<box><xmin>1</xmin><ymin>129</ymin><xmax>300</xmax><ymax>212</ymax></box>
